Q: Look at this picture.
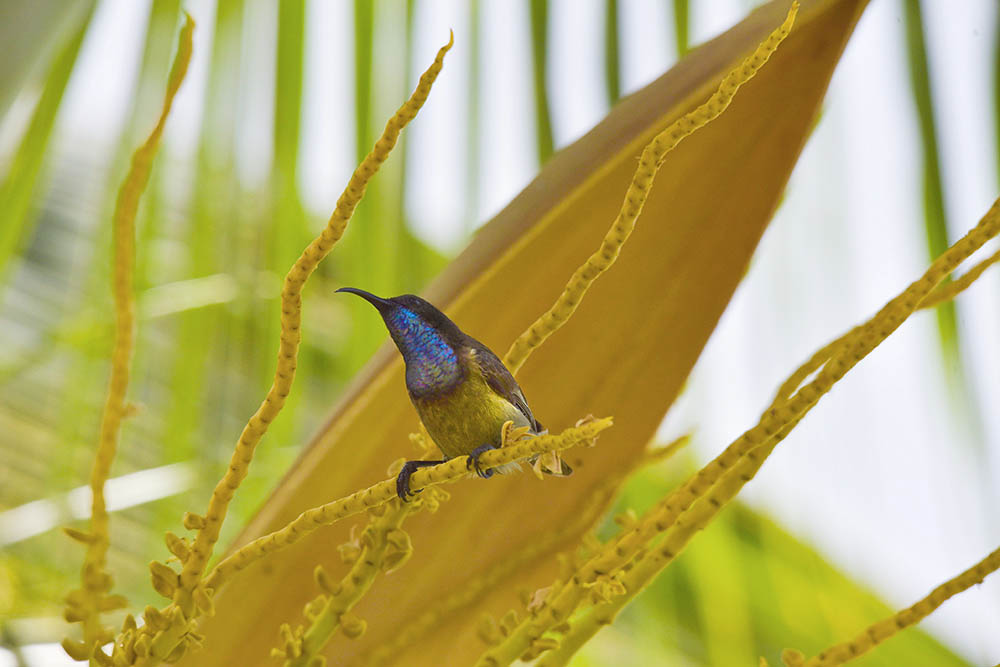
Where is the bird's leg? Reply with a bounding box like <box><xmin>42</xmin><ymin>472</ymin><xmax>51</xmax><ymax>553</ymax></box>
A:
<box><xmin>466</xmin><ymin>444</ymin><xmax>497</xmax><ymax>479</ymax></box>
<box><xmin>396</xmin><ymin>459</ymin><xmax>446</xmax><ymax>501</ymax></box>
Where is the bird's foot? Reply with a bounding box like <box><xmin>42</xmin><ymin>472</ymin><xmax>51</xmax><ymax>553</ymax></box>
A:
<box><xmin>395</xmin><ymin>459</ymin><xmax>445</xmax><ymax>501</ymax></box>
<box><xmin>466</xmin><ymin>444</ymin><xmax>497</xmax><ymax>479</ymax></box>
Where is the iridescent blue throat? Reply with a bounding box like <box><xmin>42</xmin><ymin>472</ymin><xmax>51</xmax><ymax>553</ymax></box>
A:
<box><xmin>386</xmin><ymin>307</ymin><xmax>462</xmax><ymax>395</ymax></box>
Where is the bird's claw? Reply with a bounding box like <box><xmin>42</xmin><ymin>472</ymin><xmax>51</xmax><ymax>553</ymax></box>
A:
<box><xmin>395</xmin><ymin>459</ymin><xmax>445</xmax><ymax>501</ymax></box>
<box><xmin>466</xmin><ymin>444</ymin><xmax>496</xmax><ymax>479</ymax></box>
<box><xmin>395</xmin><ymin>470</ymin><xmax>420</xmax><ymax>502</ymax></box>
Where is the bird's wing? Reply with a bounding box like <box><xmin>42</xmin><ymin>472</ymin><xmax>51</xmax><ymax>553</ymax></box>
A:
<box><xmin>469</xmin><ymin>341</ymin><xmax>543</xmax><ymax>433</ymax></box>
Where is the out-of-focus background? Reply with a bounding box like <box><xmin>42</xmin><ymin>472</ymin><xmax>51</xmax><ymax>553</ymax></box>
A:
<box><xmin>1</xmin><ymin>1</ymin><xmax>998</xmax><ymax>665</ymax></box>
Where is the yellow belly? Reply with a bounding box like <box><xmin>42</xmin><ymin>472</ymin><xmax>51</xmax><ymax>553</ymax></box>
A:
<box><xmin>413</xmin><ymin>373</ymin><xmax>530</xmax><ymax>459</ymax></box>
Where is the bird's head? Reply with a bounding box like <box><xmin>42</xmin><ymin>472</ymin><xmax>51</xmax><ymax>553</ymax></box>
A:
<box><xmin>335</xmin><ymin>288</ymin><xmax>465</xmax><ymax>362</ymax></box>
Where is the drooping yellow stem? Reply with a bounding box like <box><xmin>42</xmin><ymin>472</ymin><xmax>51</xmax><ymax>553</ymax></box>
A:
<box><xmin>115</xmin><ymin>34</ymin><xmax>454</xmax><ymax>667</ymax></box>
<box><xmin>466</xmin><ymin>435</ymin><xmax>691</xmax><ymax>667</ymax></box>
<box><xmin>804</xmin><ymin>546</ymin><xmax>1000</xmax><ymax>666</ymax></box>
<box><xmin>62</xmin><ymin>15</ymin><xmax>194</xmax><ymax>665</ymax></box>
<box><xmin>477</xmin><ymin>5</ymin><xmax>800</xmax><ymax>664</ymax></box>
<box><xmin>774</xmin><ymin>244</ymin><xmax>1000</xmax><ymax>404</ymax></box>
<box><xmin>204</xmin><ymin>418</ymin><xmax>611</xmax><ymax>592</ymax></box>
<box><xmin>643</xmin><ymin>197</ymin><xmax>1000</xmax><ymax>575</ymax></box>
<box><xmin>176</xmin><ymin>32</ymin><xmax>455</xmax><ymax>608</ymax></box>
<box><xmin>364</xmin><ymin>435</ymin><xmax>685</xmax><ymax>666</ymax></box>
<box><xmin>274</xmin><ymin>501</ymin><xmax>415</xmax><ymax>667</ymax></box>
<box><xmin>534</xmin><ymin>195</ymin><xmax>1000</xmax><ymax>666</ymax></box>
<box><xmin>502</xmin><ymin>2</ymin><xmax>799</xmax><ymax>375</ymax></box>
<box><xmin>919</xmin><ymin>246</ymin><xmax>1000</xmax><ymax>309</ymax></box>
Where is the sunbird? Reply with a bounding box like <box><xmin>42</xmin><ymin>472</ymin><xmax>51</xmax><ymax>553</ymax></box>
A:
<box><xmin>337</xmin><ymin>288</ymin><xmax>571</xmax><ymax>500</ymax></box>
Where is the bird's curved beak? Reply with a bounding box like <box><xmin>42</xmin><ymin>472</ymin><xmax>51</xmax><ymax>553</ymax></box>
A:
<box><xmin>335</xmin><ymin>287</ymin><xmax>393</xmax><ymax>312</ymax></box>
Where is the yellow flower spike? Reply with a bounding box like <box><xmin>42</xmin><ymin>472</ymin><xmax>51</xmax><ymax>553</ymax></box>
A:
<box><xmin>774</xmin><ymin>242</ymin><xmax>999</xmax><ymax>405</ymax></box>
<box><xmin>465</xmin><ymin>433</ymin><xmax>694</xmax><ymax>667</ymax></box>
<box><xmin>202</xmin><ymin>418</ymin><xmax>611</xmax><ymax>591</ymax></box>
<box><xmin>773</xmin><ymin>244</ymin><xmax>1000</xmax><ymax>405</ymax></box>
<box><xmin>473</xmin><ymin>12</ymin><xmax>804</xmax><ymax>662</ymax></box>
<box><xmin>124</xmin><ymin>30</ymin><xmax>456</xmax><ymax>667</ymax></box>
<box><xmin>502</xmin><ymin>2</ymin><xmax>798</xmax><ymax>376</ymax></box>
<box><xmin>198</xmin><ymin>0</ymin><xmax>871</xmax><ymax>660</ymax></box>
<box><xmin>632</xmin><ymin>195</ymin><xmax>1000</xmax><ymax>561</ymax></box>
<box><xmin>176</xmin><ymin>33</ymin><xmax>455</xmax><ymax>612</ymax></box>
<box><xmin>477</xmin><ymin>481</ymin><xmax>677</xmax><ymax>663</ymax></box>
<box><xmin>61</xmin><ymin>13</ymin><xmax>194</xmax><ymax>661</ymax></box>
<box><xmin>506</xmin><ymin>199</ymin><xmax>999</xmax><ymax>665</ymax></box>
<box><xmin>278</xmin><ymin>502</ymin><xmax>413</xmax><ymax>667</ymax></box>
<box><xmin>495</xmin><ymin>436</ymin><xmax>687</xmax><ymax>629</ymax></box>
<box><xmin>528</xmin><ymin>196</ymin><xmax>1000</xmax><ymax>667</ymax></box>
<box><xmin>586</xmin><ymin>423</ymin><xmax>796</xmax><ymax>584</ymax></box>
<box><xmin>920</xmin><ymin>246</ymin><xmax>1000</xmax><ymax>308</ymax></box>
<box><xmin>771</xmin><ymin>327</ymin><xmax>859</xmax><ymax>405</ymax></box>
<box><xmin>360</xmin><ymin>457</ymin><xmax>627</xmax><ymax>666</ymax></box>
<box><xmin>804</xmin><ymin>545</ymin><xmax>1000</xmax><ymax>666</ymax></box>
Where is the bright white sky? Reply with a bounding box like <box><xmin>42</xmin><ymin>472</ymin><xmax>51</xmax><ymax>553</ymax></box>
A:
<box><xmin>3</xmin><ymin>0</ymin><xmax>999</xmax><ymax>664</ymax></box>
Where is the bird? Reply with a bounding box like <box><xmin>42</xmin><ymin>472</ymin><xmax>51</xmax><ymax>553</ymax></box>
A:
<box><xmin>336</xmin><ymin>287</ymin><xmax>571</xmax><ymax>501</ymax></box>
